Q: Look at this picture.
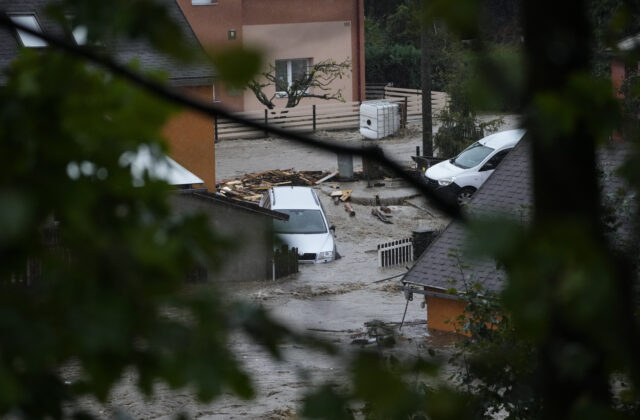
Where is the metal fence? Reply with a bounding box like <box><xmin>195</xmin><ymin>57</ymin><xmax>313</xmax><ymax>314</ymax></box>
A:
<box><xmin>377</xmin><ymin>237</ymin><xmax>414</xmax><ymax>268</ymax></box>
<box><xmin>271</xmin><ymin>245</ymin><xmax>299</xmax><ymax>280</ymax></box>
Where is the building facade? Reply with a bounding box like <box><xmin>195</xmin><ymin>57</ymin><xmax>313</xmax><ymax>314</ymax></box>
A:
<box><xmin>177</xmin><ymin>0</ymin><xmax>365</xmax><ymax>111</ymax></box>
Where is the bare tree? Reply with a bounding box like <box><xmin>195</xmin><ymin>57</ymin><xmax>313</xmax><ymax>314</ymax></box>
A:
<box><xmin>248</xmin><ymin>59</ymin><xmax>351</xmax><ymax>109</ymax></box>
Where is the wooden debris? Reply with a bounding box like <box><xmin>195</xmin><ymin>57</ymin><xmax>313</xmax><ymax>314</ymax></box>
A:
<box><xmin>340</xmin><ymin>190</ymin><xmax>353</xmax><ymax>202</ymax></box>
<box><xmin>216</xmin><ymin>169</ymin><xmax>332</xmax><ymax>203</ymax></box>
<box><xmin>371</xmin><ymin>207</ymin><xmax>393</xmax><ymax>224</ymax></box>
<box><xmin>315</xmin><ymin>171</ymin><xmax>338</xmax><ymax>185</ymax></box>
<box><xmin>344</xmin><ymin>202</ymin><xmax>356</xmax><ymax>216</ymax></box>
<box><xmin>330</xmin><ymin>190</ymin><xmax>344</xmax><ymax>197</ymax></box>
<box><xmin>380</xmin><ymin>206</ymin><xmax>391</xmax><ymax>214</ymax></box>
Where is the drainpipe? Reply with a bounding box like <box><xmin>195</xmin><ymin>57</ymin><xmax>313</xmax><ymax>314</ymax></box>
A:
<box><xmin>355</xmin><ymin>0</ymin><xmax>364</xmax><ymax>102</ymax></box>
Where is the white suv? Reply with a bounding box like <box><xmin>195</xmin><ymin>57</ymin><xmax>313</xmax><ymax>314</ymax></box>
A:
<box><xmin>260</xmin><ymin>186</ymin><xmax>337</xmax><ymax>263</ymax></box>
<box><xmin>425</xmin><ymin>129</ymin><xmax>526</xmax><ymax>205</ymax></box>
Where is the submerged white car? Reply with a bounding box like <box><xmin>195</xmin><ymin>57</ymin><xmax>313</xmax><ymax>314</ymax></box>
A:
<box><xmin>425</xmin><ymin>129</ymin><xmax>526</xmax><ymax>205</ymax></box>
<box><xmin>260</xmin><ymin>186</ymin><xmax>337</xmax><ymax>263</ymax></box>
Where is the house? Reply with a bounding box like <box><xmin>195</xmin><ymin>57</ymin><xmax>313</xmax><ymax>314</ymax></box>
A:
<box><xmin>0</xmin><ymin>0</ymin><xmax>218</xmax><ymax>190</ymax></box>
<box><xmin>176</xmin><ymin>0</ymin><xmax>365</xmax><ymax>111</ymax></box>
<box><xmin>402</xmin><ymin>137</ymin><xmax>632</xmax><ymax>332</ymax></box>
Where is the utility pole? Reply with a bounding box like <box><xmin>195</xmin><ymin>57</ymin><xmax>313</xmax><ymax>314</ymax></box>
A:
<box><xmin>420</xmin><ymin>13</ymin><xmax>433</xmax><ymax>157</ymax></box>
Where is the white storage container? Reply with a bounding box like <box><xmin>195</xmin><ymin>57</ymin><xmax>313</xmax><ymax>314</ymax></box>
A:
<box><xmin>360</xmin><ymin>101</ymin><xmax>401</xmax><ymax>139</ymax></box>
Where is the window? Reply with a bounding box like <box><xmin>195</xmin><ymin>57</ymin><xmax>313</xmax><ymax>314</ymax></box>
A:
<box><xmin>480</xmin><ymin>148</ymin><xmax>512</xmax><ymax>171</ymax></box>
<box><xmin>452</xmin><ymin>142</ymin><xmax>495</xmax><ymax>169</ymax></box>
<box><xmin>192</xmin><ymin>0</ymin><xmax>218</xmax><ymax>5</ymax></box>
<box><xmin>275</xmin><ymin>58</ymin><xmax>310</xmax><ymax>93</ymax></box>
<box><xmin>10</xmin><ymin>15</ymin><xmax>47</xmax><ymax>48</ymax></box>
<box><xmin>273</xmin><ymin>210</ymin><xmax>327</xmax><ymax>234</ymax></box>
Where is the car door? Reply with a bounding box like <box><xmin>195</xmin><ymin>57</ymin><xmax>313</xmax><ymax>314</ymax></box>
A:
<box><xmin>478</xmin><ymin>148</ymin><xmax>512</xmax><ymax>184</ymax></box>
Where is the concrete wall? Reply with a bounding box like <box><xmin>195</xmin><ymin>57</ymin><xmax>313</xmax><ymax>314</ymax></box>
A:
<box><xmin>162</xmin><ymin>85</ymin><xmax>216</xmax><ymax>189</ymax></box>
<box><xmin>170</xmin><ymin>192</ymin><xmax>274</xmax><ymax>282</ymax></box>
<box><xmin>426</xmin><ymin>294</ymin><xmax>467</xmax><ymax>333</ymax></box>
<box><xmin>176</xmin><ymin>0</ymin><xmax>365</xmax><ymax>111</ymax></box>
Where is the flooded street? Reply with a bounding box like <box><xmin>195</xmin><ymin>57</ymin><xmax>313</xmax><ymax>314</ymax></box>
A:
<box><xmin>78</xmin><ymin>121</ymin><xmax>518</xmax><ymax>418</ymax></box>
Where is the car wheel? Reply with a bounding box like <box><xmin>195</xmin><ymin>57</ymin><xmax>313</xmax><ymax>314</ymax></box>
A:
<box><xmin>457</xmin><ymin>187</ymin><xmax>476</xmax><ymax>206</ymax></box>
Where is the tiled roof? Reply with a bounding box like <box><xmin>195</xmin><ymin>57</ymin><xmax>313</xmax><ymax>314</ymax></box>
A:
<box><xmin>0</xmin><ymin>0</ymin><xmax>214</xmax><ymax>85</ymax></box>
<box><xmin>403</xmin><ymin>135</ymin><xmax>634</xmax><ymax>295</ymax></box>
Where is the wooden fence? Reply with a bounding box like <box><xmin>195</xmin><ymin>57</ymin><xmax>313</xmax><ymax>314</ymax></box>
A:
<box><xmin>215</xmin><ymin>87</ymin><xmax>450</xmax><ymax>140</ymax></box>
<box><xmin>377</xmin><ymin>237</ymin><xmax>414</xmax><ymax>268</ymax></box>
<box><xmin>381</xmin><ymin>86</ymin><xmax>449</xmax><ymax>123</ymax></box>
<box><xmin>366</xmin><ymin>83</ymin><xmax>391</xmax><ymax>100</ymax></box>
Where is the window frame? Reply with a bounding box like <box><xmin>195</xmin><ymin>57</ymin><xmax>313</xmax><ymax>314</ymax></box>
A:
<box><xmin>275</xmin><ymin>58</ymin><xmax>311</xmax><ymax>97</ymax></box>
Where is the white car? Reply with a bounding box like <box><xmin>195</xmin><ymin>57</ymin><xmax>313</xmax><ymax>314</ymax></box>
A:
<box><xmin>260</xmin><ymin>186</ymin><xmax>337</xmax><ymax>263</ymax></box>
<box><xmin>425</xmin><ymin>129</ymin><xmax>526</xmax><ymax>205</ymax></box>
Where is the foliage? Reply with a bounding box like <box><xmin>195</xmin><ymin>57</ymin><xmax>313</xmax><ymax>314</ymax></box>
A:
<box><xmin>3</xmin><ymin>0</ymin><xmax>640</xmax><ymax>419</ymax></box>
<box><xmin>433</xmin><ymin>108</ymin><xmax>503</xmax><ymax>157</ymax></box>
<box><xmin>365</xmin><ymin>1</ymin><xmax>460</xmax><ymax>91</ymax></box>
<box><xmin>432</xmin><ymin>46</ymin><xmax>512</xmax><ymax>156</ymax></box>
<box><xmin>364</xmin><ymin>0</ymin><xmax>522</xmax><ymax>94</ymax></box>
<box><xmin>247</xmin><ymin>59</ymin><xmax>351</xmax><ymax>109</ymax></box>
<box><xmin>0</xmin><ymin>3</ymin><xmax>306</xmax><ymax>417</ymax></box>
<box><xmin>451</xmin><ymin>283</ymin><xmax>540</xmax><ymax>419</ymax></box>
<box><xmin>366</xmin><ymin>43</ymin><xmax>422</xmax><ymax>89</ymax></box>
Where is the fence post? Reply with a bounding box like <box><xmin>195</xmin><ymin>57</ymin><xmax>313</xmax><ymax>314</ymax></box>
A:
<box><xmin>312</xmin><ymin>104</ymin><xmax>316</xmax><ymax>131</ymax></box>
<box><xmin>264</xmin><ymin>109</ymin><xmax>268</xmax><ymax>137</ymax></box>
<box><xmin>214</xmin><ymin>115</ymin><xmax>219</xmax><ymax>142</ymax></box>
<box><xmin>403</xmin><ymin>96</ymin><xmax>408</xmax><ymax>127</ymax></box>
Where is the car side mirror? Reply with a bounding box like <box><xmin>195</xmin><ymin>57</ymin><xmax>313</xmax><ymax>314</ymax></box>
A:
<box><xmin>480</xmin><ymin>162</ymin><xmax>495</xmax><ymax>172</ymax></box>
<box><xmin>330</xmin><ymin>225</ymin><xmax>336</xmax><ymax>232</ymax></box>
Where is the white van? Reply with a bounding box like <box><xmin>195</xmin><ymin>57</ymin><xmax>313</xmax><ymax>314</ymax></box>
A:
<box><xmin>425</xmin><ymin>129</ymin><xmax>526</xmax><ymax>205</ymax></box>
<box><xmin>260</xmin><ymin>186</ymin><xmax>337</xmax><ymax>263</ymax></box>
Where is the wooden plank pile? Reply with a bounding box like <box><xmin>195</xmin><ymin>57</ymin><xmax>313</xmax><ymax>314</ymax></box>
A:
<box><xmin>216</xmin><ymin>169</ymin><xmax>332</xmax><ymax>203</ymax></box>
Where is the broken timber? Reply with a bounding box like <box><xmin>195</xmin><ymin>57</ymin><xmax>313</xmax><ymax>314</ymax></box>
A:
<box><xmin>339</xmin><ymin>190</ymin><xmax>352</xmax><ymax>202</ymax></box>
<box><xmin>215</xmin><ymin>169</ymin><xmax>332</xmax><ymax>203</ymax></box>
<box><xmin>344</xmin><ymin>202</ymin><xmax>355</xmax><ymax>216</ymax></box>
<box><xmin>315</xmin><ymin>171</ymin><xmax>338</xmax><ymax>185</ymax></box>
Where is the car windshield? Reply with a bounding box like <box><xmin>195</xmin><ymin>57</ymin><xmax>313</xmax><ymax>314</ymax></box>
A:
<box><xmin>274</xmin><ymin>209</ymin><xmax>327</xmax><ymax>234</ymax></box>
<box><xmin>452</xmin><ymin>142</ymin><xmax>495</xmax><ymax>169</ymax></box>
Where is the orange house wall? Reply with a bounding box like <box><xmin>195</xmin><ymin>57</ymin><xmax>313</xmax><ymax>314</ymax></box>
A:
<box><xmin>176</xmin><ymin>0</ymin><xmax>365</xmax><ymax>109</ymax></box>
<box><xmin>426</xmin><ymin>295</ymin><xmax>468</xmax><ymax>333</ymax></box>
<box><xmin>162</xmin><ymin>85</ymin><xmax>216</xmax><ymax>190</ymax></box>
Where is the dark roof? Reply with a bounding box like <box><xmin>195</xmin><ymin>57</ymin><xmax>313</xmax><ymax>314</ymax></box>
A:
<box><xmin>185</xmin><ymin>190</ymin><xmax>289</xmax><ymax>221</ymax></box>
<box><xmin>403</xmin><ymin>136</ymin><xmax>634</xmax><ymax>295</ymax></box>
<box><xmin>0</xmin><ymin>0</ymin><xmax>214</xmax><ymax>85</ymax></box>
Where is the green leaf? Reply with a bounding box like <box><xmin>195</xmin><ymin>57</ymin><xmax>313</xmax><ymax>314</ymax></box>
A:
<box><xmin>211</xmin><ymin>47</ymin><xmax>263</xmax><ymax>89</ymax></box>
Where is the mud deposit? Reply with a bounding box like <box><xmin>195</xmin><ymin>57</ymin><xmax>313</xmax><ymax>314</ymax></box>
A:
<box><xmin>75</xmin><ymin>121</ymin><xmax>517</xmax><ymax>418</ymax></box>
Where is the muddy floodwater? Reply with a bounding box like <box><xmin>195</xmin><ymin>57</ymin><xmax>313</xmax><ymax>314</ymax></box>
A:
<box><xmin>75</xmin><ymin>120</ymin><xmax>518</xmax><ymax>418</ymax></box>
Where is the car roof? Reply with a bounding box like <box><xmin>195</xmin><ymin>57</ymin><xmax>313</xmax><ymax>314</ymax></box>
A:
<box><xmin>271</xmin><ymin>186</ymin><xmax>321</xmax><ymax>210</ymax></box>
<box><xmin>478</xmin><ymin>129</ymin><xmax>526</xmax><ymax>149</ymax></box>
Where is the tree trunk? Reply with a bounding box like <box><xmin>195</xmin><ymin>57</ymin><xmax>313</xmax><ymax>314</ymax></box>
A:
<box><xmin>523</xmin><ymin>0</ymin><xmax>612</xmax><ymax>415</ymax></box>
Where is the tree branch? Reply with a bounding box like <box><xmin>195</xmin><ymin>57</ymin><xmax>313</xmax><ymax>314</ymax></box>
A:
<box><xmin>0</xmin><ymin>13</ymin><xmax>461</xmax><ymax>219</ymax></box>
